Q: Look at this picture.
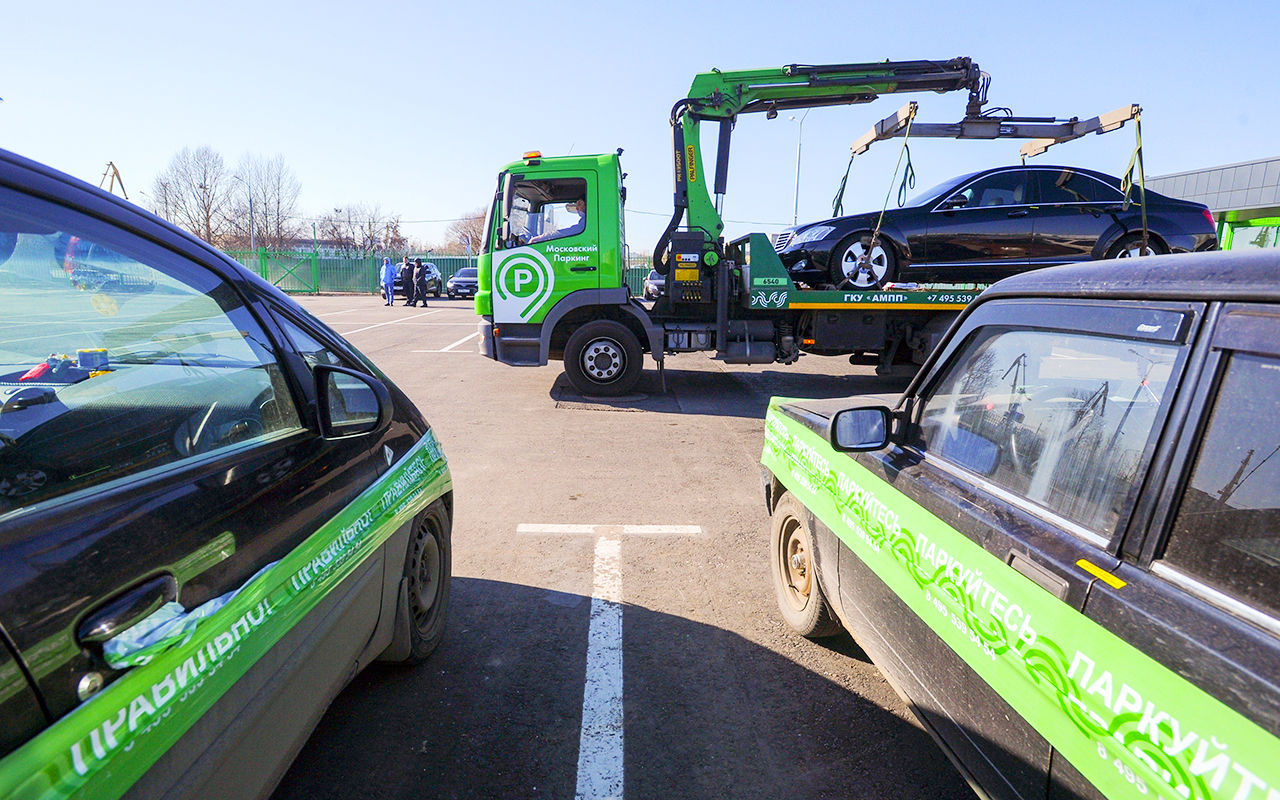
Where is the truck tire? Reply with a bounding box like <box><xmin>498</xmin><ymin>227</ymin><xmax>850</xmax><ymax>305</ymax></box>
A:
<box><xmin>564</xmin><ymin>320</ymin><xmax>642</xmax><ymax>396</ymax></box>
<box><xmin>770</xmin><ymin>492</ymin><xmax>843</xmax><ymax>639</ymax></box>
<box><xmin>831</xmin><ymin>232</ymin><xmax>895</xmax><ymax>288</ymax></box>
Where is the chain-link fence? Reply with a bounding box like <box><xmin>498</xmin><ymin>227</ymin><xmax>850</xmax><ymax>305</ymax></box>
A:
<box><xmin>225</xmin><ymin>250</ymin><xmax>480</xmax><ymax>294</ymax></box>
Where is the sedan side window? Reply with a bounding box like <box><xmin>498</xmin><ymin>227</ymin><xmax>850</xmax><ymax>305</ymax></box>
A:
<box><xmin>957</xmin><ymin>171</ymin><xmax>1028</xmax><ymax>208</ymax></box>
<box><xmin>916</xmin><ymin>326</ymin><xmax>1180</xmax><ymax>537</ymax></box>
<box><xmin>1036</xmin><ymin>169</ymin><xmax>1124</xmax><ymax>205</ymax></box>
<box><xmin>0</xmin><ymin>195</ymin><xmax>303</xmax><ymax>513</ymax></box>
<box><xmin>1161</xmin><ymin>352</ymin><xmax>1280</xmax><ymax>619</ymax></box>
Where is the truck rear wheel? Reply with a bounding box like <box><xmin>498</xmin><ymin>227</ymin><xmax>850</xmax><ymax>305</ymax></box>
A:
<box><xmin>564</xmin><ymin>320</ymin><xmax>642</xmax><ymax>396</ymax></box>
<box><xmin>771</xmin><ymin>492</ymin><xmax>843</xmax><ymax>638</ymax></box>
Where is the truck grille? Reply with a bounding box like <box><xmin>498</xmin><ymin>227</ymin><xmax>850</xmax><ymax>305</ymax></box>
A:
<box><xmin>773</xmin><ymin>232</ymin><xmax>793</xmax><ymax>252</ymax></box>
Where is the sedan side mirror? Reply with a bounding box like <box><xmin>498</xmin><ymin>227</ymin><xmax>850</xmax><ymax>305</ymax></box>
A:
<box><xmin>940</xmin><ymin>194</ymin><xmax>969</xmax><ymax>210</ymax></box>
<box><xmin>829</xmin><ymin>406</ymin><xmax>892</xmax><ymax>452</ymax></box>
<box><xmin>314</xmin><ymin>365</ymin><xmax>393</xmax><ymax>438</ymax></box>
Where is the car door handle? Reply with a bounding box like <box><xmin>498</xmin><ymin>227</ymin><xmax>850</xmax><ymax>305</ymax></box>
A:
<box><xmin>1007</xmin><ymin>209</ymin><xmax>1029</xmax><ymax>218</ymax></box>
<box><xmin>570</xmin><ymin>265</ymin><xmax>597</xmax><ymax>273</ymax></box>
<box><xmin>1008</xmin><ymin>553</ymin><xmax>1069</xmax><ymax>600</ymax></box>
<box><xmin>76</xmin><ymin>574</ymin><xmax>179</xmax><ymax>644</ymax></box>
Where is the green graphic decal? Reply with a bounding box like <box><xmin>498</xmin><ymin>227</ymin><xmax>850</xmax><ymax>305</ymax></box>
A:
<box><xmin>0</xmin><ymin>431</ymin><xmax>450</xmax><ymax>800</ymax></box>
<box><xmin>761</xmin><ymin>405</ymin><xmax>1279</xmax><ymax>800</ymax></box>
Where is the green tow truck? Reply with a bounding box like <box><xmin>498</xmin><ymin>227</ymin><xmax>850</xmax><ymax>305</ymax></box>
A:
<box><xmin>475</xmin><ymin>59</ymin><xmax>993</xmax><ymax>395</ymax></box>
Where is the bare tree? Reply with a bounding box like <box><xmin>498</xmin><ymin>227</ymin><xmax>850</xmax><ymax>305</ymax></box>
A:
<box><xmin>316</xmin><ymin>204</ymin><xmax>405</xmax><ymax>257</ymax></box>
<box><xmin>446</xmin><ymin>207</ymin><xmax>487</xmax><ymax>255</ymax></box>
<box><xmin>150</xmin><ymin>146</ymin><xmax>233</xmax><ymax>246</ymax></box>
<box><xmin>231</xmin><ymin>154</ymin><xmax>303</xmax><ymax>251</ymax></box>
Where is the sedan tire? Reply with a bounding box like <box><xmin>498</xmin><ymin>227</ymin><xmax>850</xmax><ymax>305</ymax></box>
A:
<box><xmin>1107</xmin><ymin>233</ymin><xmax>1167</xmax><ymax>259</ymax></box>
<box><xmin>770</xmin><ymin>492</ymin><xmax>843</xmax><ymax>639</ymax></box>
<box><xmin>831</xmin><ymin>233</ymin><xmax>896</xmax><ymax>289</ymax></box>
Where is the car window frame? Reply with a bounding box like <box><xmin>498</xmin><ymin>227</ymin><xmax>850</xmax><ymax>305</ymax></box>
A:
<box><xmin>927</xmin><ymin>167</ymin><xmax>1033</xmax><ymax>213</ymax></box>
<box><xmin>0</xmin><ymin>184</ymin><xmax>318</xmax><ymax>516</ymax></box>
<box><xmin>1139</xmin><ymin>302</ymin><xmax>1280</xmax><ymax>633</ymax></box>
<box><xmin>906</xmin><ymin>297</ymin><xmax>1201</xmax><ymax>552</ymax></box>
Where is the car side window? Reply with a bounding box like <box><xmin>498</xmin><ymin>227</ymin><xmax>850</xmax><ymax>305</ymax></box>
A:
<box><xmin>0</xmin><ymin>193</ymin><xmax>303</xmax><ymax>514</ymax></box>
<box><xmin>1036</xmin><ymin>169</ymin><xmax>1124</xmax><ymax>205</ymax></box>
<box><xmin>1161</xmin><ymin>352</ymin><xmax>1280</xmax><ymax>619</ymax></box>
<box><xmin>275</xmin><ymin>314</ymin><xmax>347</xmax><ymax>370</ymax></box>
<box><xmin>916</xmin><ymin>326</ymin><xmax>1180</xmax><ymax>537</ymax></box>
<box><xmin>957</xmin><ymin>171</ymin><xmax>1027</xmax><ymax>207</ymax></box>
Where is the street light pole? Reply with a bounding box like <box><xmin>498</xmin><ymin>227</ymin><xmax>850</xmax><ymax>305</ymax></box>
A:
<box><xmin>790</xmin><ymin>110</ymin><xmax>810</xmax><ymax>226</ymax></box>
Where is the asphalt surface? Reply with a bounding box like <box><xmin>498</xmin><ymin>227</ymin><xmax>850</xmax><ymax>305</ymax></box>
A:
<box><xmin>270</xmin><ymin>295</ymin><xmax>971</xmax><ymax>800</ymax></box>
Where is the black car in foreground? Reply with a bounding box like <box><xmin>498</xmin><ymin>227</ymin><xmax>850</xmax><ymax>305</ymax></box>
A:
<box><xmin>0</xmin><ymin>147</ymin><xmax>453</xmax><ymax>799</ymax></box>
<box><xmin>776</xmin><ymin>164</ymin><xmax>1217</xmax><ymax>288</ymax></box>
<box><xmin>763</xmin><ymin>249</ymin><xmax>1280</xmax><ymax>800</ymax></box>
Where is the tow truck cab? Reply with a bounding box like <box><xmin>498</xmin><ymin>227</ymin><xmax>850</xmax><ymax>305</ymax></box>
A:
<box><xmin>477</xmin><ymin>152</ymin><xmax>634</xmax><ymax>368</ymax></box>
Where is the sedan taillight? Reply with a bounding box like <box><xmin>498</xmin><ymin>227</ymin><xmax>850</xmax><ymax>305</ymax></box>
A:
<box><xmin>1202</xmin><ymin>208</ymin><xmax>1216</xmax><ymax>228</ymax></box>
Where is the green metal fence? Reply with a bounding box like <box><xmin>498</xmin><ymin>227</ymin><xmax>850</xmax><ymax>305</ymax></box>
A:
<box><xmin>225</xmin><ymin>249</ymin><xmax>480</xmax><ymax>294</ymax></box>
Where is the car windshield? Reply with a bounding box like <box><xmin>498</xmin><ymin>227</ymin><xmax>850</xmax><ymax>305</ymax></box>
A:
<box><xmin>456</xmin><ymin>268</ymin><xmax>477</xmax><ymax>278</ymax></box>
<box><xmin>648</xmin><ymin>271</ymin><xmax>661</xmax><ymax>280</ymax></box>
<box><xmin>908</xmin><ymin>174</ymin><xmax>975</xmax><ymax>207</ymax></box>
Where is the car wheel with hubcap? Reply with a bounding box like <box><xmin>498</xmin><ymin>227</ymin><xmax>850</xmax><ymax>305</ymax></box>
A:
<box><xmin>564</xmin><ymin>319</ymin><xmax>642</xmax><ymax>396</ymax></box>
<box><xmin>831</xmin><ymin>232</ymin><xmax>896</xmax><ymax>288</ymax></box>
<box><xmin>770</xmin><ymin>492</ymin><xmax>843</xmax><ymax>638</ymax></box>
<box><xmin>1107</xmin><ymin>233</ymin><xmax>1166</xmax><ymax>259</ymax></box>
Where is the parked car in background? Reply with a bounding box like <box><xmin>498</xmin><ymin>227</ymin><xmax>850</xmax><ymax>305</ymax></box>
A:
<box><xmin>447</xmin><ymin>267</ymin><xmax>478</xmax><ymax>299</ymax></box>
<box><xmin>775</xmin><ymin>164</ymin><xmax>1218</xmax><ymax>288</ymax></box>
<box><xmin>762</xmin><ymin>249</ymin><xmax>1280</xmax><ymax>800</ymax></box>
<box><xmin>643</xmin><ymin>269</ymin><xmax>665</xmax><ymax>300</ymax></box>
<box><xmin>0</xmin><ymin>147</ymin><xmax>454</xmax><ymax>800</ymax></box>
<box><xmin>419</xmin><ymin>261</ymin><xmax>442</xmax><ymax>298</ymax></box>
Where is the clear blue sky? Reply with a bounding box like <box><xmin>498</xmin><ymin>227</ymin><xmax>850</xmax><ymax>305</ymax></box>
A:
<box><xmin>3</xmin><ymin>0</ymin><xmax>1274</xmax><ymax>252</ymax></box>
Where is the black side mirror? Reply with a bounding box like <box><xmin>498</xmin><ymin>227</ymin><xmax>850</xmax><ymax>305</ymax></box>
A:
<box><xmin>829</xmin><ymin>406</ymin><xmax>892</xmax><ymax>452</ymax></box>
<box><xmin>940</xmin><ymin>194</ymin><xmax>969</xmax><ymax>210</ymax></box>
<box><xmin>314</xmin><ymin>365</ymin><xmax>393</xmax><ymax>438</ymax></box>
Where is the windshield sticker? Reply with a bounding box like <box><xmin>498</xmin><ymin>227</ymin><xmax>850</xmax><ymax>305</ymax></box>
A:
<box><xmin>761</xmin><ymin>407</ymin><xmax>1279</xmax><ymax>800</ymax></box>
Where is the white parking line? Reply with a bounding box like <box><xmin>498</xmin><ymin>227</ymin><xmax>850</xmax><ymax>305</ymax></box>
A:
<box><xmin>518</xmin><ymin>524</ymin><xmax>703</xmax><ymax>536</ymax></box>
<box><xmin>316</xmin><ymin>308</ymin><xmax>364</xmax><ymax>317</ymax></box>
<box><xmin>576</xmin><ymin>536</ymin><xmax>624</xmax><ymax>800</ymax></box>
<box><xmin>412</xmin><ymin>331</ymin><xmax>481</xmax><ymax>354</ymax></box>
<box><xmin>339</xmin><ymin>309</ymin><xmax>442</xmax><ymax>335</ymax></box>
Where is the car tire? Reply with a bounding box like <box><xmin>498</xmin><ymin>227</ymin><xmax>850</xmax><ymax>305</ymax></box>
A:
<box><xmin>393</xmin><ymin>499</ymin><xmax>452</xmax><ymax>664</ymax></box>
<box><xmin>831</xmin><ymin>232</ymin><xmax>896</xmax><ymax>288</ymax></box>
<box><xmin>1106</xmin><ymin>233</ymin><xmax>1167</xmax><ymax>259</ymax></box>
<box><xmin>564</xmin><ymin>320</ymin><xmax>642</xmax><ymax>396</ymax></box>
<box><xmin>770</xmin><ymin>492</ymin><xmax>843</xmax><ymax>639</ymax></box>
<box><xmin>434</xmin><ymin>288</ymin><xmax>441</xmax><ymax>298</ymax></box>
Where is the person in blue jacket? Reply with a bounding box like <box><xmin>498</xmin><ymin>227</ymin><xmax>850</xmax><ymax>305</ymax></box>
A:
<box><xmin>380</xmin><ymin>257</ymin><xmax>396</xmax><ymax>306</ymax></box>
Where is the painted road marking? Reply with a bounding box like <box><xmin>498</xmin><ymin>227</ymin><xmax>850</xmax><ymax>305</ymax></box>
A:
<box><xmin>412</xmin><ymin>331</ymin><xmax>481</xmax><ymax>353</ymax></box>
<box><xmin>577</xmin><ymin>536</ymin><xmax>623</xmax><ymax>800</ymax></box>
<box><xmin>518</xmin><ymin>523</ymin><xmax>703</xmax><ymax>536</ymax></box>
<box><xmin>520</xmin><ymin>523</ymin><xmax>702</xmax><ymax>800</ymax></box>
<box><xmin>340</xmin><ymin>309</ymin><xmax>442</xmax><ymax>335</ymax></box>
<box><xmin>317</xmin><ymin>308</ymin><xmax>364</xmax><ymax>317</ymax></box>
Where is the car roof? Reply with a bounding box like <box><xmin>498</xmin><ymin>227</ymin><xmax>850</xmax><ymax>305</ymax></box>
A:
<box><xmin>981</xmin><ymin>249</ymin><xmax>1280</xmax><ymax>303</ymax></box>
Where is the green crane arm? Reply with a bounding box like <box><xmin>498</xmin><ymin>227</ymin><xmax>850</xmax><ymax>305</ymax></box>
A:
<box><xmin>654</xmin><ymin>58</ymin><xmax>986</xmax><ymax>271</ymax></box>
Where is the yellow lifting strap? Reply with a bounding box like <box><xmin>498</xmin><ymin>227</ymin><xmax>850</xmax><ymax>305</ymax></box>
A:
<box><xmin>1119</xmin><ymin>112</ymin><xmax>1151</xmax><ymax>253</ymax></box>
<box><xmin>866</xmin><ymin>107</ymin><xmax>917</xmax><ymax>265</ymax></box>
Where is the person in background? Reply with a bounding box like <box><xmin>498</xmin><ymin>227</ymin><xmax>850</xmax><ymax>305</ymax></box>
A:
<box><xmin>398</xmin><ymin>256</ymin><xmax>417</xmax><ymax>306</ymax></box>
<box><xmin>380</xmin><ymin>256</ymin><xmax>396</xmax><ymax>306</ymax></box>
<box><xmin>410</xmin><ymin>257</ymin><xmax>430</xmax><ymax>307</ymax></box>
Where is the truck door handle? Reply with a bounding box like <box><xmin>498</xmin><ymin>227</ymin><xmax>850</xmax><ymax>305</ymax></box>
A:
<box><xmin>1007</xmin><ymin>209</ymin><xmax>1029</xmax><ymax>218</ymax></box>
<box><xmin>76</xmin><ymin>574</ymin><xmax>179</xmax><ymax>644</ymax></box>
<box><xmin>570</xmin><ymin>266</ymin><xmax>597</xmax><ymax>273</ymax></box>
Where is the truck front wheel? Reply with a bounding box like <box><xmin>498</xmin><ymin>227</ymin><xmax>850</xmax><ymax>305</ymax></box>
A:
<box><xmin>564</xmin><ymin>320</ymin><xmax>642</xmax><ymax>396</ymax></box>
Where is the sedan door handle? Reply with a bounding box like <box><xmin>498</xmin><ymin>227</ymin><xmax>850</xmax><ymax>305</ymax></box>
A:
<box><xmin>1007</xmin><ymin>209</ymin><xmax>1029</xmax><ymax>218</ymax></box>
<box><xmin>76</xmin><ymin>574</ymin><xmax>178</xmax><ymax>644</ymax></box>
<box><xmin>570</xmin><ymin>265</ymin><xmax>597</xmax><ymax>273</ymax></box>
